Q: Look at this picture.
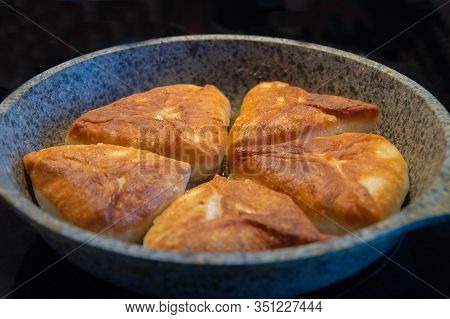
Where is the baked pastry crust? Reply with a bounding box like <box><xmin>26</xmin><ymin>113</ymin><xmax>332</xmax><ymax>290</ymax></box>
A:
<box><xmin>23</xmin><ymin>143</ymin><xmax>191</xmax><ymax>242</ymax></box>
<box><xmin>144</xmin><ymin>176</ymin><xmax>331</xmax><ymax>252</ymax></box>
<box><xmin>229</xmin><ymin>81</ymin><xmax>379</xmax><ymax>149</ymax></box>
<box><xmin>66</xmin><ymin>84</ymin><xmax>231</xmax><ymax>182</ymax></box>
<box><xmin>229</xmin><ymin>133</ymin><xmax>409</xmax><ymax>235</ymax></box>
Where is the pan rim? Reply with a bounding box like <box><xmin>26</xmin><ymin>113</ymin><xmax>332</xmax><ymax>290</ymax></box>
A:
<box><xmin>0</xmin><ymin>34</ymin><xmax>449</xmax><ymax>266</ymax></box>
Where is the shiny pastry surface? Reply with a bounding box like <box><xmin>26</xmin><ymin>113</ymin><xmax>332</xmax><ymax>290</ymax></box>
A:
<box><xmin>229</xmin><ymin>81</ymin><xmax>379</xmax><ymax>149</ymax></box>
<box><xmin>230</xmin><ymin>133</ymin><xmax>409</xmax><ymax>234</ymax></box>
<box><xmin>23</xmin><ymin>143</ymin><xmax>191</xmax><ymax>242</ymax></box>
<box><xmin>66</xmin><ymin>84</ymin><xmax>231</xmax><ymax>182</ymax></box>
<box><xmin>144</xmin><ymin>176</ymin><xmax>331</xmax><ymax>252</ymax></box>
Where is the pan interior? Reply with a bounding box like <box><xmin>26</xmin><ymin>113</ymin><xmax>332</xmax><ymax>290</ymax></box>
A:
<box><xmin>0</xmin><ymin>38</ymin><xmax>446</xmax><ymax>228</ymax></box>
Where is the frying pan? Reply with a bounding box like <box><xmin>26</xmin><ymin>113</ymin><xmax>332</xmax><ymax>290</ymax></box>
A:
<box><xmin>0</xmin><ymin>35</ymin><xmax>449</xmax><ymax>298</ymax></box>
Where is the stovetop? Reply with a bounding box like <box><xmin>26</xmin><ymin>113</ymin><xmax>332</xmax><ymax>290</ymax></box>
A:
<box><xmin>1</xmin><ymin>198</ymin><xmax>449</xmax><ymax>298</ymax></box>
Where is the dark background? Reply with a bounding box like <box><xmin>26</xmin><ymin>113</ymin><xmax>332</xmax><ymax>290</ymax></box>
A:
<box><xmin>0</xmin><ymin>0</ymin><xmax>449</xmax><ymax>298</ymax></box>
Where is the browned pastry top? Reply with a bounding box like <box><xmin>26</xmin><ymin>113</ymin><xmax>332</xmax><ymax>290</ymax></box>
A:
<box><xmin>229</xmin><ymin>81</ymin><xmax>379</xmax><ymax>148</ymax></box>
<box><xmin>144</xmin><ymin>175</ymin><xmax>331</xmax><ymax>252</ymax></box>
<box><xmin>23</xmin><ymin>144</ymin><xmax>191</xmax><ymax>242</ymax></box>
<box><xmin>66</xmin><ymin>84</ymin><xmax>231</xmax><ymax>181</ymax></box>
<box><xmin>230</xmin><ymin>133</ymin><xmax>409</xmax><ymax>234</ymax></box>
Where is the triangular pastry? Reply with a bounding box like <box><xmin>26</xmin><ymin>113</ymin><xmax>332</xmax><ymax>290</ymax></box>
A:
<box><xmin>23</xmin><ymin>143</ymin><xmax>191</xmax><ymax>242</ymax></box>
<box><xmin>229</xmin><ymin>81</ymin><xmax>379</xmax><ymax>149</ymax></box>
<box><xmin>229</xmin><ymin>133</ymin><xmax>409</xmax><ymax>234</ymax></box>
<box><xmin>66</xmin><ymin>84</ymin><xmax>231</xmax><ymax>182</ymax></box>
<box><xmin>144</xmin><ymin>176</ymin><xmax>331</xmax><ymax>252</ymax></box>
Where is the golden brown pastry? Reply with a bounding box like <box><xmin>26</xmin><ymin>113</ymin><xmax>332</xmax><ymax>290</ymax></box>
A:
<box><xmin>23</xmin><ymin>144</ymin><xmax>191</xmax><ymax>242</ymax></box>
<box><xmin>144</xmin><ymin>176</ymin><xmax>331</xmax><ymax>252</ymax></box>
<box><xmin>229</xmin><ymin>133</ymin><xmax>409</xmax><ymax>235</ymax></box>
<box><xmin>66</xmin><ymin>84</ymin><xmax>231</xmax><ymax>182</ymax></box>
<box><xmin>228</xmin><ymin>81</ymin><xmax>379</xmax><ymax>149</ymax></box>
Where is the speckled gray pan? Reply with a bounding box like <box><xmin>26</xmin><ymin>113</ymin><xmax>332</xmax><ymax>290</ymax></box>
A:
<box><xmin>0</xmin><ymin>35</ymin><xmax>449</xmax><ymax>297</ymax></box>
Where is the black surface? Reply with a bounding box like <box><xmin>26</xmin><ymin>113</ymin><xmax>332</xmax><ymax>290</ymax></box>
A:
<box><xmin>0</xmin><ymin>0</ymin><xmax>449</xmax><ymax>298</ymax></box>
